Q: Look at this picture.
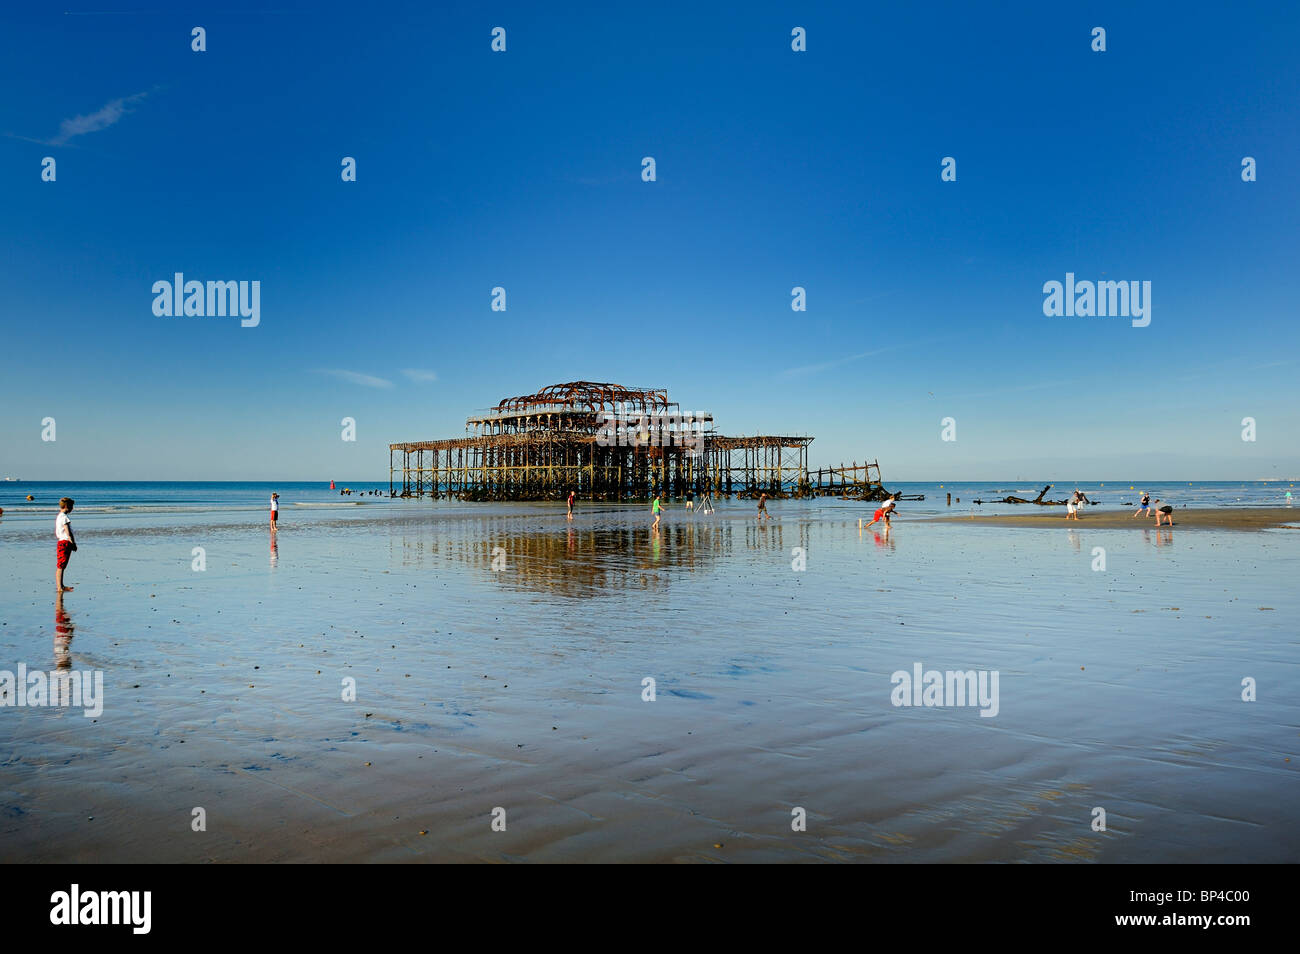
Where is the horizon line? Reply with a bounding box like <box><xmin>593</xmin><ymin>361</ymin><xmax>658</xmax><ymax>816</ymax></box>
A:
<box><xmin>4</xmin><ymin>478</ymin><xmax>1296</xmax><ymax>485</ymax></box>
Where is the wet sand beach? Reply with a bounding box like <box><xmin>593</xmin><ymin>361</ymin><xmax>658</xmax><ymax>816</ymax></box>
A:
<box><xmin>933</xmin><ymin>506</ymin><xmax>1300</xmax><ymax>531</ymax></box>
<box><xmin>1</xmin><ymin>498</ymin><xmax>1297</xmax><ymax>863</ymax></box>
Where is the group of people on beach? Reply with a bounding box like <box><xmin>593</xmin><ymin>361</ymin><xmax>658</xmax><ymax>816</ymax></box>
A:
<box><xmin>650</xmin><ymin>490</ymin><xmax>758</xmax><ymax>530</ymax></box>
<box><xmin>568</xmin><ymin>488</ymin><xmax>727</xmax><ymax>531</ymax></box>
<box><xmin>46</xmin><ymin>481</ymin><xmax>1192</xmax><ymax>594</ymax></box>
<box><xmin>1065</xmin><ymin>489</ymin><xmax>1091</xmax><ymax>519</ymax></box>
<box><xmin>1133</xmin><ymin>491</ymin><xmax>1175</xmax><ymax>525</ymax></box>
<box><xmin>578</xmin><ymin>487</ymin><xmax>884</xmax><ymax>530</ymax></box>
<box><xmin>1062</xmin><ymin>488</ymin><xmax>1175</xmax><ymax>524</ymax></box>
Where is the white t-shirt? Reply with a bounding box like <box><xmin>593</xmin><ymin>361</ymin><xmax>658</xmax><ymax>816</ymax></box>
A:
<box><xmin>270</xmin><ymin>496</ymin><xmax>279</xmax><ymax>512</ymax></box>
<box><xmin>56</xmin><ymin>512</ymin><xmax>72</xmax><ymax>541</ymax></box>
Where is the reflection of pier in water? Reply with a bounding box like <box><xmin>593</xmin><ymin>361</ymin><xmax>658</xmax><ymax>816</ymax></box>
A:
<box><xmin>391</xmin><ymin>514</ymin><xmax>811</xmax><ymax>599</ymax></box>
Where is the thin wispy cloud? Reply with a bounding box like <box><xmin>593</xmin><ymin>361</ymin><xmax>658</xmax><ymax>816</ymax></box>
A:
<box><xmin>314</xmin><ymin>369</ymin><xmax>394</xmax><ymax>389</ymax></box>
<box><xmin>401</xmin><ymin>369</ymin><xmax>438</xmax><ymax>383</ymax></box>
<box><xmin>780</xmin><ymin>348</ymin><xmax>894</xmax><ymax>378</ymax></box>
<box><xmin>47</xmin><ymin>91</ymin><xmax>148</xmax><ymax>146</ymax></box>
<box><xmin>779</xmin><ymin>333</ymin><xmax>953</xmax><ymax>379</ymax></box>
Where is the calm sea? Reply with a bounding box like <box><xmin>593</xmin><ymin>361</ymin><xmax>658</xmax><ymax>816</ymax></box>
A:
<box><xmin>0</xmin><ymin>479</ymin><xmax>1294</xmax><ymax>524</ymax></box>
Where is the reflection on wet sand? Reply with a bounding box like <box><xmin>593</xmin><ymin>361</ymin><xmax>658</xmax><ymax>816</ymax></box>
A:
<box><xmin>394</xmin><ymin>514</ymin><xmax>811</xmax><ymax>598</ymax></box>
<box><xmin>2</xmin><ymin>495</ymin><xmax>1295</xmax><ymax>864</ymax></box>
<box><xmin>489</xmin><ymin>523</ymin><xmax>725</xmax><ymax>598</ymax></box>
<box><xmin>1143</xmin><ymin>527</ymin><xmax>1174</xmax><ymax>548</ymax></box>
<box><xmin>54</xmin><ymin>592</ymin><xmax>74</xmax><ymax>669</ymax></box>
<box><xmin>867</xmin><ymin>528</ymin><xmax>895</xmax><ymax>550</ymax></box>
<box><xmin>742</xmin><ymin>520</ymin><xmax>806</xmax><ymax>553</ymax></box>
<box><xmin>270</xmin><ymin>530</ymin><xmax>278</xmax><ymax>568</ymax></box>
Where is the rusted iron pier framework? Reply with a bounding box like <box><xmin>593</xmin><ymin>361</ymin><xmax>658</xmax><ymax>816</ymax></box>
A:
<box><xmin>389</xmin><ymin>381</ymin><xmax>824</xmax><ymax>500</ymax></box>
<box><xmin>808</xmin><ymin>461</ymin><xmax>885</xmax><ymax>497</ymax></box>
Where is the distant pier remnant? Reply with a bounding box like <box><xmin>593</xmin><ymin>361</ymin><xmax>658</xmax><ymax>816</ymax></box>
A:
<box><xmin>807</xmin><ymin>461</ymin><xmax>888</xmax><ymax>499</ymax></box>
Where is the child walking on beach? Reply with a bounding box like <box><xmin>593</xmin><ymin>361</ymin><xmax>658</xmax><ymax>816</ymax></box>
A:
<box><xmin>270</xmin><ymin>492</ymin><xmax>279</xmax><ymax>530</ymax></box>
<box><xmin>567</xmin><ymin>489</ymin><xmax>575</xmax><ymax>520</ymax></box>
<box><xmin>757</xmin><ymin>493</ymin><xmax>771</xmax><ymax>521</ymax></box>
<box><xmin>55</xmin><ymin>497</ymin><xmax>77</xmax><ymax>592</ymax></box>
<box><xmin>652</xmin><ymin>493</ymin><xmax>662</xmax><ymax>530</ymax></box>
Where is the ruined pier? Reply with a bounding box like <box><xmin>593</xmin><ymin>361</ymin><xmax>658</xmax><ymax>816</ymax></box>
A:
<box><xmin>389</xmin><ymin>381</ymin><xmax>834</xmax><ymax>500</ymax></box>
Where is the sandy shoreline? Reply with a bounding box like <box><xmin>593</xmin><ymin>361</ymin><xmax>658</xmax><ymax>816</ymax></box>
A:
<box><xmin>2</xmin><ymin>503</ymin><xmax>1297</xmax><ymax>863</ymax></box>
<box><xmin>929</xmin><ymin>506</ymin><xmax>1299</xmax><ymax>530</ymax></box>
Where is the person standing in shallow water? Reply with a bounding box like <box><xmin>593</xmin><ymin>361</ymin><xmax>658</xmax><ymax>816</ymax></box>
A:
<box><xmin>757</xmin><ymin>493</ymin><xmax>771</xmax><ymax>520</ymax></box>
<box><xmin>55</xmin><ymin>497</ymin><xmax>77</xmax><ymax>592</ymax></box>
<box><xmin>652</xmin><ymin>493</ymin><xmax>662</xmax><ymax>531</ymax></box>
<box><xmin>567</xmin><ymin>489</ymin><xmax>575</xmax><ymax>520</ymax></box>
<box><xmin>270</xmin><ymin>492</ymin><xmax>279</xmax><ymax>530</ymax></box>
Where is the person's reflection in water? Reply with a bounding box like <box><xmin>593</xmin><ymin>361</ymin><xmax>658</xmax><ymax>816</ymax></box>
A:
<box><xmin>567</xmin><ymin>525</ymin><xmax>575</xmax><ymax>554</ymax></box>
<box><xmin>1154</xmin><ymin>528</ymin><xmax>1173</xmax><ymax>547</ymax></box>
<box><xmin>871</xmin><ymin>529</ymin><xmax>895</xmax><ymax>550</ymax></box>
<box><xmin>54</xmin><ymin>591</ymin><xmax>75</xmax><ymax>669</ymax></box>
<box><xmin>270</xmin><ymin>530</ymin><xmax>279</xmax><ymax>568</ymax></box>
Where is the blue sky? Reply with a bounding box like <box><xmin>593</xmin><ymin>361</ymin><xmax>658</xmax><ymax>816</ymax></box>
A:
<box><xmin>2</xmin><ymin>0</ymin><xmax>1297</xmax><ymax>481</ymax></box>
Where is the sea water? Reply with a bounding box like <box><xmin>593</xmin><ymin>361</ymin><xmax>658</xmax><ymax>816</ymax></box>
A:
<box><xmin>0</xmin><ymin>478</ymin><xmax>1295</xmax><ymax>522</ymax></box>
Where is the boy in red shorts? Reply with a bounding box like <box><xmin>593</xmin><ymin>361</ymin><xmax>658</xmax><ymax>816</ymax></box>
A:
<box><xmin>55</xmin><ymin>497</ymin><xmax>77</xmax><ymax>592</ymax></box>
<box><xmin>867</xmin><ymin>495</ymin><xmax>896</xmax><ymax>529</ymax></box>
